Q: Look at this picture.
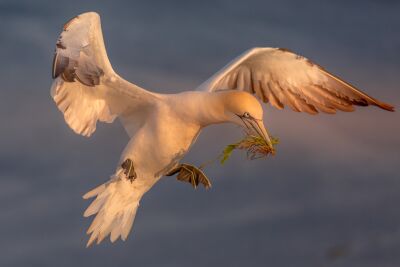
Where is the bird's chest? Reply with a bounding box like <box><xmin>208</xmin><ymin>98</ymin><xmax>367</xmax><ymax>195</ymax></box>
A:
<box><xmin>121</xmin><ymin>111</ymin><xmax>201</xmax><ymax>179</ymax></box>
<box><xmin>153</xmin><ymin>115</ymin><xmax>201</xmax><ymax>173</ymax></box>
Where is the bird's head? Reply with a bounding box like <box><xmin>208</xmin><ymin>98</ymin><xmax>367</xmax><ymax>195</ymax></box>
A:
<box><xmin>220</xmin><ymin>90</ymin><xmax>276</xmax><ymax>156</ymax></box>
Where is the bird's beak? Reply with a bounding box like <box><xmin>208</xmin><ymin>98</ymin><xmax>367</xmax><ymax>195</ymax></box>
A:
<box><xmin>256</xmin><ymin>120</ymin><xmax>275</xmax><ymax>155</ymax></box>
<box><xmin>240</xmin><ymin>116</ymin><xmax>276</xmax><ymax>155</ymax></box>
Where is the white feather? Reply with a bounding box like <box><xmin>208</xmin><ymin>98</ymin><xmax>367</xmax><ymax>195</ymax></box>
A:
<box><xmin>84</xmin><ymin>175</ymin><xmax>140</xmax><ymax>247</ymax></box>
<box><xmin>197</xmin><ymin>47</ymin><xmax>394</xmax><ymax>112</ymax></box>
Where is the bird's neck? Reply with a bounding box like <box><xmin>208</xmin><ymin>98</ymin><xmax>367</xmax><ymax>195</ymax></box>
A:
<box><xmin>178</xmin><ymin>91</ymin><xmax>230</xmax><ymax>127</ymax></box>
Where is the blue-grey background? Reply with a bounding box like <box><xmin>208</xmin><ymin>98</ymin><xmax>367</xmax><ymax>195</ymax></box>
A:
<box><xmin>0</xmin><ymin>0</ymin><xmax>399</xmax><ymax>266</ymax></box>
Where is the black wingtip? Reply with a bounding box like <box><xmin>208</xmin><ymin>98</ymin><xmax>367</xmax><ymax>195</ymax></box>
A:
<box><xmin>52</xmin><ymin>52</ymin><xmax>70</xmax><ymax>79</ymax></box>
<box><xmin>376</xmin><ymin>101</ymin><xmax>395</xmax><ymax>112</ymax></box>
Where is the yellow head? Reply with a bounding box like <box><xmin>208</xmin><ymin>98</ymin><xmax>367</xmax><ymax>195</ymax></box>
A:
<box><xmin>219</xmin><ymin>90</ymin><xmax>264</xmax><ymax>122</ymax></box>
<box><xmin>216</xmin><ymin>90</ymin><xmax>275</xmax><ymax>152</ymax></box>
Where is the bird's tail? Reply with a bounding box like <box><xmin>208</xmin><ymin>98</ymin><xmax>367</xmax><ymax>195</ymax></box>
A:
<box><xmin>83</xmin><ymin>174</ymin><xmax>140</xmax><ymax>247</ymax></box>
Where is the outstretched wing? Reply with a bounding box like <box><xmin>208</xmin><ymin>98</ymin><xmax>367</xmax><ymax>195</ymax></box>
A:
<box><xmin>197</xmin><ymin>47</ymin><xmax>394</xmax><ymax>114</ymax></box>
<box><xmin>51</xmin><ymin>12</ymin><xmax>157</xmax><ymax>137</ymax></box>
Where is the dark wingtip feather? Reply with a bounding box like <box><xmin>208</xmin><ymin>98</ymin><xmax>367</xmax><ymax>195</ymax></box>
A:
<box><xmin>375</xmin><ymin>101</ymin><xmax>395</xmax><ymax>112</ymax></box>
<box><xmin>52</xmin><ymin>52</ymin><xmax>70</xmax><ymax>79</ymax></box>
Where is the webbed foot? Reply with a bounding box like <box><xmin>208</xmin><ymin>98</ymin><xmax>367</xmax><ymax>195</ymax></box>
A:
<box><xmin>121</xmin><ymin>158</ymin><xmax>137</xmax><ymax>183</ymax></box>
<box><xmin>166</xmin><ymin>163</ymin><xmax>211</xmax><ymax>189</ymax></box>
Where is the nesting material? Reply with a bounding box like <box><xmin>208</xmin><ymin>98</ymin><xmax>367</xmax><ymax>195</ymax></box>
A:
<box><xmin>220</xmin><ymin>135</ymin><xmax>279</xmax><ymax>164</ymax></box>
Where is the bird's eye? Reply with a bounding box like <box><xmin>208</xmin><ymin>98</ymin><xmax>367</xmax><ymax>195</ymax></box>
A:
<box><xmin>243</xmin><ymin>112</ymin><xmax>250</xmax><ymax>118</ymax></box>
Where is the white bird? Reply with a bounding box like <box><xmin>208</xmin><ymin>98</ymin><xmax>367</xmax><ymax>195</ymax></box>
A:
<box><xmin>50</xmin><ymin>12</ymin><xmax>394</xmax><ymax>246</ymax></box>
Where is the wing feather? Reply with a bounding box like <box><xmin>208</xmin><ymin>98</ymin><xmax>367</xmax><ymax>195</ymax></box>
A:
<box><xmin>50</xmin><ymin>12</ymin><xmax>157</xmax><ymax>137</ymax></box>
<box><xmin>197</xmin><ymin>47</ymin><xmax>394</xmax><ymax>113</ymax></box>
<box><xmin>265</xmin><ymin>81</ymin><xmax>284</xmax><ymax>109</ymax></box>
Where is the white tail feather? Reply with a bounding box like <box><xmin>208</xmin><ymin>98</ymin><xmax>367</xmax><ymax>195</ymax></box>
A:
<box><xmin>83</xmin><ymin>175</ymin><xmax>140</xmax><ymax>247</ymax></box>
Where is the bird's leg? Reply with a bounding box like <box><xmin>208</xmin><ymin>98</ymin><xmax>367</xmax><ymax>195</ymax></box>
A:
<box><xmin>121</xmin><ymin>158</ymin><xmax>137</xmax><ymax>183</ymax></box>
<box><xmin>165</xmin><ymin>163</ymin><xmax>212</xmax><ymax>189</ymax></box>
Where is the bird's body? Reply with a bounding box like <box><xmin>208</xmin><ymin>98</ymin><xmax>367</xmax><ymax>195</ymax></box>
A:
<box><xmin>50</xmin><ymin>12</ymin><xmax>394</xmax><ymax>246</ymax></box>
<box><xmin>119</xmin><ymin>91</ymin><xmax>204</xmax><ymax>190</ymax></box>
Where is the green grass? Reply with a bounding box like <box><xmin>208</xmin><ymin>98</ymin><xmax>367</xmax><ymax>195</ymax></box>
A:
<box><xmin>220</xmin><ymin>135</ymin><xmax>279</xmax><ymax>164</ymax></box>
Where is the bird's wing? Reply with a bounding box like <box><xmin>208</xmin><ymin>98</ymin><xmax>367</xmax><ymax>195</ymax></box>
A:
<box><xmin>197</xmin><ymin>47</ymin><xmax>394</xmax><ymax>114</ymax></box>
<box><xmin>51</xmin><ymin>12</ymin><xmax>157</xmax><ymax>137</ymax></box>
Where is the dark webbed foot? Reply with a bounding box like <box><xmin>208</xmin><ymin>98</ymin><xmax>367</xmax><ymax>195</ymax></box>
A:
<box><xmin>166</xmin><ymin>163</ymin><xmax>211</xmax><ymax>189</ymax></box>
<box><xmin>121</xmin><ymin>158</ymin><xmax>137</xmax><ymax>183</ymax></box>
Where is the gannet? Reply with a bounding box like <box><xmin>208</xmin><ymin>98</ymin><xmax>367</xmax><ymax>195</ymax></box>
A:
<box><xmin>50</xmin><ymin>12</ymin><xmax>394</xmax><ymax>246</ymax></box>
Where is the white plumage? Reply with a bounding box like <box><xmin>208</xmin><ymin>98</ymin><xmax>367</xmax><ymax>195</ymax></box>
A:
<box><xmin>50</xmin><ymin>12</ymin><xmax>394</xmax><ymax>247</ymax></box>
<box><xmin>197</xmin><ymin>47</ymin><xmax>394</xmax><ymax>113</ymax></box>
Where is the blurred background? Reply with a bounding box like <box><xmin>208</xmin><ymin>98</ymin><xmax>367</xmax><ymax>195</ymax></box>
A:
<box><xmin>0</xmin><ymin>0</ymin><xmax>399</xmax><ymax>266</ymax></box>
